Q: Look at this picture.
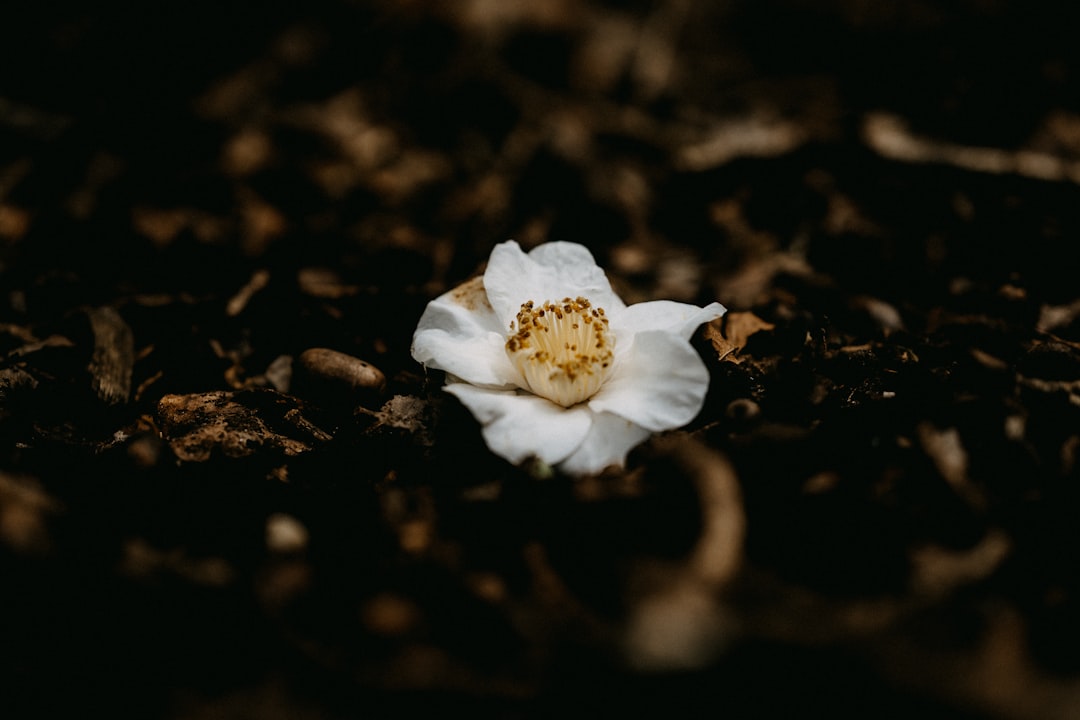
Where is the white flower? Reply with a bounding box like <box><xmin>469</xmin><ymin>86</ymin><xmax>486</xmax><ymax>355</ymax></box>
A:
<box><xmin>411</xmin><ymin>240</ymin><xmax>726</xmax><ymax>476</ymax></box>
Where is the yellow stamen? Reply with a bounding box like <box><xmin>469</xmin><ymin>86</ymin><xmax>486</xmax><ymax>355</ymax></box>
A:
<box><xmin>505</xmin><ymin>297</ymin><xmax>615</xmax><ymax>407</ymax></box>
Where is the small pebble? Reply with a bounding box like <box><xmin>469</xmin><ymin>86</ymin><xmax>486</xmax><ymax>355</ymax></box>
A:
<box><xmin>293</xmin><ymin>349</ymin><xmax>386</xmax><ymax>410</ymax></box>
<box><xmin>298</xmin><ymin>348</ymin><xmax>385</xmax><ymax>389</ymax></box>
<box><xmin>266</xmin><ymin>512</ymin><xmax>309</xmax><ymax>554</ymax></box>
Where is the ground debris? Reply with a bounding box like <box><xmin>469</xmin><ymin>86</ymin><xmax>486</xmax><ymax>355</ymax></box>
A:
<box><xmin>703</xmin><ymin>311</ymin><xmax>776</xmax><ymax>363</ymax></box>
<box><xmin>86</xmin><ymin>306</ymin><xmax>133</xmax><ymax>405</ymax></box>
<box><xmin>4</xmin><ymin>2</ymin><xmax>1080</xmax><ymax>718</ymax></box>
<box><xmin>362</xmin><ymin>394</ymin><xmax>435</xmax><ymax>446</ymax></box>
<box><xmin>0</xmin><ymin>472</ymin><xmax>60</xmax><ymax>555</ymax></box>
<box><xmin>156</xmin><ymin>389</ymin><xmax>330</xmax><ymax>462</ymax></box>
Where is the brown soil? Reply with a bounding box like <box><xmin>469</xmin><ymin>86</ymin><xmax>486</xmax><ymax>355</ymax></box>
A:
<box><xmin>4</xmin><ymin>2</ymin><xmax>1080</xmax><ymax>718</ymax></box>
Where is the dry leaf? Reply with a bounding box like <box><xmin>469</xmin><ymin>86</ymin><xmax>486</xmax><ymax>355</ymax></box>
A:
<box><xmin>703</xmin><ymin>312</ymin><xmax>775</xmax><ymax>363</ymax></box>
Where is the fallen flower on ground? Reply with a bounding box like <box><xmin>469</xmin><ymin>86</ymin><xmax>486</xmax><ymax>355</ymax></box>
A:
<box><xmin>411</xmin><ymin>240</ymin><xmax>726</xmax><ymax>476</ymax></box>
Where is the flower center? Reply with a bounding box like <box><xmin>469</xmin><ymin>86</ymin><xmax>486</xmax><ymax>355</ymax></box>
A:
<box><xmin>505</xmin><ymin>297</ymin><xmax>615</xmax><ymax>407</ymax></box>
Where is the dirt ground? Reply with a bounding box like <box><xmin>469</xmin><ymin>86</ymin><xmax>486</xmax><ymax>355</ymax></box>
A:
<box><xmin>4</xmin><ymin>1</ymin><xmax>1080</xmax><ymax>718</ymax></box>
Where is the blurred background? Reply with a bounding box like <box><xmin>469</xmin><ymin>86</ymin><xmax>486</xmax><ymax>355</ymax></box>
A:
<box><xmin>4</xmin><ymin>1</ymin><xmax>1080</xmax><ymax>718</ymax></box>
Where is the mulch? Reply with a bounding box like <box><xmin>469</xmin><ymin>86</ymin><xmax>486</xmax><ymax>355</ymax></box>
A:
<box><xmin>3</xmin><ymin>2</ymin><xmax>1080</xmax><ymax>718</ymax></box>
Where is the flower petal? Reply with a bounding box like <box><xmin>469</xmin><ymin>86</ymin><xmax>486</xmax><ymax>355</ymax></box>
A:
<box><xmin>557</xmin><ymin>411</ymin><xmax>651</xmax><ymax>476</ymax></box>
<box><xmin>611</xmin><ymin>300</ymin><xmax>726</xmax><ymax>341</ymax></box>
<box><xmin>445</xmin><ymin>383</ymin><xmax>592</xmax><ymax>465</ymax></box>
<box><xmin>483</xmin><ymin>240</ymin><xmax>625</xmax><ymax>327</ymax></box>
<box><xmin>411</xmin><ymin>276</ymin><xmax>521</xmax><ymax>388</ymax></box>
<box><xmin>588</xmin><ymin>330</ymin><xmax>711</xmax><ymax>432</ymax></box>
<box><xmin>526</xmin><ymin>242</ymin><xmax>627</xmax><ymax>313</ymax></box>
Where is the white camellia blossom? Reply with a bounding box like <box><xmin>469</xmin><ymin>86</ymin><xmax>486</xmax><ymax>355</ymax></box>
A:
<box><xmin>411</xmin><ymin>240</ymin><xmax>726</xmax><ymax>476</ymax></box>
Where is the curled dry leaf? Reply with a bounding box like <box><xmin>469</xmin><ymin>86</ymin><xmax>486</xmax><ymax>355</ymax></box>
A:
<box><xmin>703</xmin><ymin>311</ymin><xmax>776</xmax><ymax>363</ymax></box>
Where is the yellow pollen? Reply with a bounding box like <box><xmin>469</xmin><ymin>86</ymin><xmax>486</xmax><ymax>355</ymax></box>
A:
<box><xmin>505</xmin><ymin>296</ymin><xmax>615</xmax><ymax>407</ymax></box>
